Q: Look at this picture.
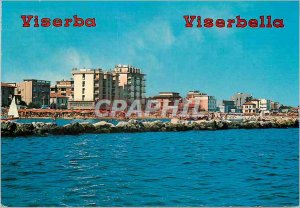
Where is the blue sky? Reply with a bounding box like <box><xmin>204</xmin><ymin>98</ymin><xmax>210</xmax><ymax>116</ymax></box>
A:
<box><xmin>2</xmin><ymin>1</ymin><xmax>299</xmax><ymax>106</ymax></box>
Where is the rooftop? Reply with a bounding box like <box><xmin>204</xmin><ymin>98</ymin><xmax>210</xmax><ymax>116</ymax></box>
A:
<box><xmin>159</xmin><ymin>92</ymin><xmax>180</xmax><ymax>94</ymax></box>
<box><xmin>187</xmin><ymin>91</ymin><xmax>207</xmax><ymax>95</ymax></box>
<box><xmin>50</xmin><ymin>93</ymin><xmax>68</xmax><ymax>98</ymax></box>
<box><xmin>1</xmin><ymin>83</ymin><xmax>16</xmax><ymax>88</ymax></box>
<box><xmin>23</xmin><ymin>79</ymin><xmax>51</xmax><ymax>84</ymax></box>
<box><xmin>56</xmin><ymin>80</ymin><xmax>72</xmax><ymax>83</ymax></box>
<box><xmin>71</xmin><ymin>68</ymin><xmax>116</xmax><ymax>75</ymax></box>
<box><xmin>244</xmin><ymin>101</ymin><xmax>257</xmax><ymax>105</ymax></box>
<box><xmin>152</xmin><ymin>92</ymin><xmax>181</xmax><ymax>99</ymax></box>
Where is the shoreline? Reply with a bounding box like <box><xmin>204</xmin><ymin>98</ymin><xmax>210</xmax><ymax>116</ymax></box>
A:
<box><xmin>1</xmin><ymin>117</ymin><xmax>299</xmax><ymax>137</ymax></box>
<box><xmin>2</xmin><ymin>108</ymin><xmax>298</xmax><ymax>121</ymax></box>
<box><xmin>12</xmin><ymin>116</ymin><xmax>171</xmax><ymax>120</ymax></box>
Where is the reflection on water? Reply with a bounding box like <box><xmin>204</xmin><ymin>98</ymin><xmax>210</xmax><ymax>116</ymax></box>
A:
<box><xmin>1</xmin><ymin>129</ymin><xmax>299</xmax><ymax>206</ymax></box>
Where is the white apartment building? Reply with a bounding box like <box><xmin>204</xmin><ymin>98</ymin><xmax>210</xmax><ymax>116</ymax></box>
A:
<box><xmin>242</xmin><ymin>101</ymin><xmax>259</xmax><ymax>114</ymax></box>
<box><xmin>258</xmin><ymin>99</ymin><xmax>271</xmax><ymax>112</ymax></box>
<box><xmin>69</xmin><ymin>68</ymin><xmax>120</xmax><ymax>109</ymax></box>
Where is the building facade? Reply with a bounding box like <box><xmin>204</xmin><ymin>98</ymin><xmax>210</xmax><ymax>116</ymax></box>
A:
<box><xmin>16</xmin><ymin>79</ymin><xmax>50</xmax><ymax>106</ymax></box>
<box><xmin>258</xmin><ymin>99</ymin><xmax>271</xmax><ymax>112</ymax></box>
<box><xmin>186</xmin><ymin>91</ymin><xmax>208</xmax><ymax>111</ymax></box>
<box><xmin>1</xmin><ymin>83</ymin><xmax>16</xmax><ymax>107</ymax></box>
<box><xmin>270</xmin><ymin>101</ymin><xmax>280</xmax><ymax>112</ymax></box>
<box><xmin>69</xmin><ymin>68</ymin><xmax>120</xmax><ymax>109</ymax></box>
<box><xmin>208</xmin><ymin>96</ymin><xmax>217</xmax><ymax>112</ymax></box>
<box><xmin>50</xmin><ymin>93</ymin><xmax>69</xmax><ymax>109</ymax></box>
<box><xmin>151</xmin><ymin>92</ymin><xmax>182</xmax><ymax>108</ymax></box>
<box><xmin>218</xmin><ymin>100</ymin><xmax>235</xmax><ymax>113</ymax></box>
<box><xmin>51</xmin><ymin>80</ymin><xmax>73</xmax><ymax>100</ymax></box>
<box><xmin>114</xmin><ymin>64</ymin><xmax>146</xmax><ymax>103</ymax></box>
<box><xmin>243</xmin><ymin>101</ymin><xmax>259</xmax><ymax>114</ymax></box>
<box><xmin>231</xmin><ymin>92</ymin><xmax>252</xmax><ymax>112</ymax></box>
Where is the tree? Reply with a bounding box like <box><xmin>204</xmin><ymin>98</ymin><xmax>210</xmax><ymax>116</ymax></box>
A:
<box><xmin>279</xmin><ymin>105</ymin><xmax>293</xmax><ymax>110</ymax></box>
<box><xmin>28</xmin><ymin>102</ymin><xmax>41</xmax><ymax>109</ymax></box>
<box><xmin>50</xmin><ymin>103</ymin><xmax>56</xmax><ymax>109</ymax></box>
<box><xmin>19</xmin><ymin>101</ymin><xmax>27</xmax><ymax>106</ymax></box>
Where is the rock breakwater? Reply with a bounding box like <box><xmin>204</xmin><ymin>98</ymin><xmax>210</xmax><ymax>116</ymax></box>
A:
<box><xmin>1</xmin><ymin>118</ymin><xmax>299</xmax><ymax>137</ymax></box>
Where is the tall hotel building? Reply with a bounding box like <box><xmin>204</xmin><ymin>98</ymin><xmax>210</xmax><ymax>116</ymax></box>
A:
<box><xmin>16</xmin><ymin>79</ymin><xmax>51</xmax><ymax>106</ymax></box>
<box><xmin>50</xmin><ymin>80</ymin><xmax>73</xmax><ymax>99</ymax></box>
<box><xmin>114</xmin><ymin>64</ymin><xmax>146</xmax><ymax>103</ymax></box>
<box><xmin>69</xmin><ymin>65</ymin><xmax>146</xmax><ymax>109</ymax></box>
<box><xmin>69</xmin><ymin>68</ymin><xmax>120</xmax><ymax>109</ymax></box>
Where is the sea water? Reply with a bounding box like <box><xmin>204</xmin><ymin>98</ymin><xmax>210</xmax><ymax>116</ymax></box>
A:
<box><xmin>1</xmin><ymin>128</ymin><xmax>298</xmax><ymax>206</ymax></box>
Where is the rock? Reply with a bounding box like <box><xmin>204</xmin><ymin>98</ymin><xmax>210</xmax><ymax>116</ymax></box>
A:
<box><xmin>214</xmin><ymin>121</ymin><xmax>224</xmax><ymax>129</ymax></box>
<box><xmin>1</xmin><ymin>122</ymin><xmax>17</xmax><ymax>137</ymax></box>
<box><xmin>32</xmin><ymin>122</ymin><xmax>57</xmax><ymax>136</ymax></box>
<box><xmin>142</xmin><ymin>120</ymin><xmax>165</xmax><ymax>132</ymax></box>
<box><xmin>242</xmin><ymin>121</ymin><xmax>260</xmax><ymax>129</ymax></box>
<box><xmin>189</xmin><ymin>122</ymin><xmax>201</xmax><ymax>130</ymax></box>
<box><xmin>64</xmin><ymin>122</ymin><xmax>84</xmax><ymax>135</ymax></box>
<box><xmin>227</xmin><ymin>121</ymin><xmax>241</xmax><ymax>129</ymax></box>
<box><xmin>194</xmin><ymin>121</ymin><xmax>216</xmax><ymax>130</ymax></box>
<box><xmin>116</xmin><ymin>121</ymin><xmax>128</xmax><ymax>128</ymax></box>
<box><xmin>116</xmin><ymin>120</ymin><xmax>144</xmax><ymax>132</ymax></box>
<box><xmin>259</xmin><ymin>121</ymin><xmax>272</xmax><ymax>128</ymax></box>
<box><xmin>2</xmin><ymin>121</ymin><xmax>17</xmax><ymax>131</ymax></box>
<box><xmin>93</xmin><ymin>121</ymin><xmax>115</xmax><ymax>133</ymax></box>
<box><xmin>170</xmin><ymin>118</ymin><xmax>179</xmax><ymax>124</ymax></box>
<box><xmin>128</xmin><ymin>119</ymin><xmax>139</xmax><ymax>125</ymax></box>
<box><xmin>294</xmin><ymin>119</ymin><xmax>299</xmax><ymax>127</ymax></box>
<box><xmin>1</xmin><ymin>117</ymin><xmax>299</xmax><ymax>137</ymax></box>
<box><xmin>14</xmin><ymin>123</ymin><xmax>35</xmax><ymax>136</ymax></box>
<box><xmin>49</xmin><ymin>126</ymin><xmax>65</xmax><ymax>135</ymax></box>
<box><xmin>81</xmin><ymin>122</ymin><xmax>96</xmax><ymax>133</ymax></box>
<box><xmin>32</xmin><ymin>122</ymin><xmax>46</xmax><ymax>128</ymax></box>
<box><xmin>93</xmin><ymin>121</ymin><xmax>115</xmax><ymax>128</ymax></box>
<box><xmin>34</xmin><ymin>127</ymin><xmax>48</xmax><ymax>136</ymax></box>
<box><xmin>165</xmin><ymin>122</ymin><xmax>191</xmax><ymax>131</ymax></box>
<box><xmin>128</xmin><ymin>119</ymin><xmax>144</xmax><ymax>129</ymax></box>
<box><xmin>80</xmin><ymin>122</ymin><xmax>90</xmax><ymax>125</ymax></box>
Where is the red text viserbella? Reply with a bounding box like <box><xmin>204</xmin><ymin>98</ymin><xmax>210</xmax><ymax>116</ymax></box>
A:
<box><xmin>184</xmin><ymin>15</ymin><xmax>284</xmax><ymax>28</ymax></box>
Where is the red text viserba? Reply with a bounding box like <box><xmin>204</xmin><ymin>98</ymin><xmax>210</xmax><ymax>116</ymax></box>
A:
<box><xmin>21</xmin><ymin>15</ymin><xmax>96</xmax><ymax>27</ymax></box>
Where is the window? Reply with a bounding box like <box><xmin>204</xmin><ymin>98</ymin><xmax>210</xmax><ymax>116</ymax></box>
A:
<box><xmin>82</xmin><ymin>74</ymin><xmax>85</xmax><ymax>80</ymax></box>
<box><xmin>82</xmin><ymin>95</ymin><xmax>85</xmax><ymax>100</ymax></box>
<box><xmin>82</xmin><ymin>88</ymin><xmax>85</xmax><ymax>94</ymax></box>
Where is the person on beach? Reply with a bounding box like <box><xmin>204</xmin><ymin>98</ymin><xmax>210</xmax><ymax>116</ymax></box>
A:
<box><xmin>52</xmin><ymin>114</ymin><xmax>57</xmax><ymax>123</ymax></box>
